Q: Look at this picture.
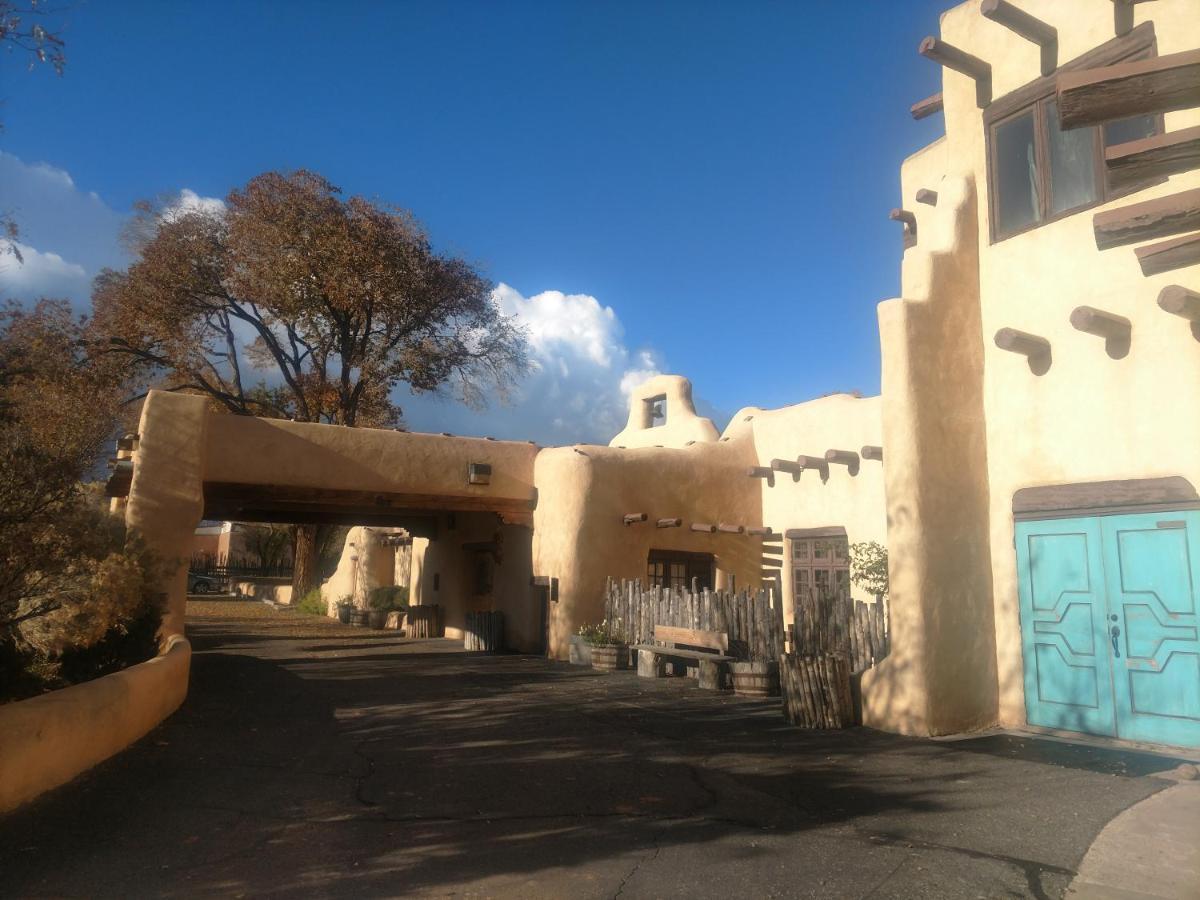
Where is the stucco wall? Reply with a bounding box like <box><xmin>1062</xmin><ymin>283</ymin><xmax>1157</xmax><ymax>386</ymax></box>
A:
<box><xmin>610</xmin><ymin>374</ymin><xmax>720</xmax><ymax>449</ymax></box>
<box><xmin>935</xmin><ymin>0</ymin><xmax>1200</xmax><ymax>730</ymax></box>
<box><xmin>0</xmin><ymin>635</ymin><xmax>192</xmax><ymax>814</ymax></box>
<box><xmin>746</xmin><ymin>394</ymin><xmax>888</xmax><ymax>625</ymax></box>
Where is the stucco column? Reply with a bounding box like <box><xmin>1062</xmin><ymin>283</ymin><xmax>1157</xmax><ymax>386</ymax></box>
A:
<box><xmin>124</xmin><ymin>391</ymin><xmax>209</xmax><ymax>640</ymax></box>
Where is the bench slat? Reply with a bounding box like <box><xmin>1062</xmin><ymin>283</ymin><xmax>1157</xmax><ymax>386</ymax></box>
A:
<box><xmin>653</xmin><ymin>625</ymin><xmax>729</xmax><ymax>653</ymax></box>
<box><xmin>631</xmin><ymin>644</ymin><xmax>735</xmax><ymax>663</ymax></box>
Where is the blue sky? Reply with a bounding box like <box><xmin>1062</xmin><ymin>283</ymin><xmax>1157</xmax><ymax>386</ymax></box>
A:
<box><xmin>0</xmin><ymin>0</ymin><xmax>948</xmax><ymax>443</ymax></box>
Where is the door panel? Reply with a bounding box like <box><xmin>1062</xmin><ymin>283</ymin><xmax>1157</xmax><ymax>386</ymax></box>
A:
<box><xmin>1016</xmin><ymin>518</ymin><xmax>1117</xmax><ymax>736</ymax></box>
<box><xmin>1102</xmin><ymin>513</ymin><xmax>1200</xmax><ymax>747</ymax></box>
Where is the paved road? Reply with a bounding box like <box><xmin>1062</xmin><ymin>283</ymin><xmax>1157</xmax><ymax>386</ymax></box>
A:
<box><xmin>0</xmin><ymin>601</ymin><xmax>1184</xmax><ymax>898</ymax></box>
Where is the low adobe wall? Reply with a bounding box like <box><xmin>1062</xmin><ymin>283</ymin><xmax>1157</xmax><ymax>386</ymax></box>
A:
<box><xmin>0</xmin><ymin>634</ymin><xmax>192</xmax><ymax>814</ymax></box>
<box><xmin>234</xmin><ymin>578</ymin><xmax>293</xmax><ymax>605</ymax></box>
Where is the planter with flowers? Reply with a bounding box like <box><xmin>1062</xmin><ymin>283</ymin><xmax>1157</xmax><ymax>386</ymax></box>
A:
<box><xmin>577</xmin><ymin>619</ymin><xmax>628</xmax><ymax>671</ymax></box>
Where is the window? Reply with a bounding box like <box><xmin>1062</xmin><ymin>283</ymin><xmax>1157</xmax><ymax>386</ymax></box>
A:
<box><xmin>647</xmin><ymin>550</ymin><xmax>713</xmax><ymax>591</ymax></box>
<box><xmin>791</xmin><ymin>535</ymin><xmax>849</xmax><ymax>603</ymax></box>
<box><xmin>985</xmin><ymin>25</ymin><xmax>1161</xmax><ymax>242</ymax></box>
<box><xmin>643</xmin><ymin>394</ymin><xmax>667</xmax><ymax>429</ymax></box>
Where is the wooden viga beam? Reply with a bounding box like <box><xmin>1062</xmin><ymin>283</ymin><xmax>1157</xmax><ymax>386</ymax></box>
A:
<box><xmin>691</xmin><ymin>523</ymin><xmax>718</xmax><ymax>534</ymax></box>
<box><xmin>1136</xmin><ymin>232</ymin><xmax>1200</xmax><ymax>277</ymax></box>
<box><xmin>747</xmin><ymin>465</ymin><xmax>775</xmax><ymax>487</ymax></box>
<box><xmin>890</xmin><ymin>208</ymin><xmax>917</xmax><ymax>249</ymax></box>
<box><xmin>916</xmin><ymin>188</ymin><xmax>938</xmax><ymax>206</ymax></box>
<box><xmin>980</xmin><ymin>0</ymin><xmax>1057</xmax><ymax>76</ymax></box>
<box><xmin>1158</xmin><ymin>285</ymin><xmax>1200</xmax><ymax>323</ymax></box>
<box><xmin>861</xmin><ymin>445</ymin><xmax>883</xmax><ymax>462</ymax></box>
<box><xmin>1111</xmin><ymin>0</ymin><xmax>1155</xmax><ymax>38</ymax></box>
<box><xmin>746</xmin><ymin>526</ymin><xmax>776</xmax><ymax>537</ymax></box>
<box><xmin>1106</xmin><ymin>126</ymin><xmax>1200</xmax><ymax>192</ymax></box>
<box><xmin>795</xmin><ymin>455</ymin><xmax>830</xmax><ymax>480</ymax></box>
<box><xmin>656</xmin><ymin>517</ymin><xmax>682</xmax><ymax>528</ymax></box>
<box><xmin>1057</xmin><ymin>48</ymin><xmax>1200</xmax><ymax>130</ymax></box>
<box><xmin>770</xmin><ymin>458</ymin><xmax>803</xmax><ymax>481</ymax></box>
<box><xmin>1070</xmin><ymin>306</ymin><xmax>1131</xmax><ymax>359</ymax></box>
<box><xmin>623</xmin><ymin>513</ymin><xmax>647</xmax><ymax>525</ymax></box>
<box><xmin>919</xmin><ymin>37</ymin><xmax>992</xmax><ymax>108</ymax></box>
<box><xmin>994</xmin><ymin>327</ymin><xmax>1052</xmax><ymax>375</ymax></box>
<box><xmin>910</xmin><ymin>92</ymin><xmax>944</xmax><ymax>120</ymax></box>
<box><xmin>825</xmin><ymin>449</ymin><xmax>860</xmax><ymax>476</ymax></box>
<box><xmin>717</xmin><ymin>523</ymin><xmax>744</xmax><ymax>534</ymax></box>
<box><xmin>1094</xmin><ymin>188</ymin><xmax>1200</xmax><ymax>251</ymax></box>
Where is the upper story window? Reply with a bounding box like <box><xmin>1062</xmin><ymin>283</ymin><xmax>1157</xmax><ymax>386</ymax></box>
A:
<box><xmin>985</xmin><ymin>23</ymin><xmax>1161</xmax><ymax>242</ymax></box>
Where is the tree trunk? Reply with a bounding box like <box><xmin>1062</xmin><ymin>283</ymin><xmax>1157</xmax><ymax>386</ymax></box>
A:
<box><xmin>292</xmin><ymin>524</ymin><xmax>319</xmax><ymax>601</ymax></box>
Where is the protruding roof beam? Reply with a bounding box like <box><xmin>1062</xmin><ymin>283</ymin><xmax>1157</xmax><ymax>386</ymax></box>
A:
<box><xmin>1157</xmin><ymin>285</ymin><xmax>1200</xmax><ymax>322</ymax></box>
<box><xmin>1094</xmin><ymin>188</ymin><xmax>1200</xmax><ymax>251</ymax></box>
<box><xmin>915</xmin><ymin>188</ymin><xmax>938</xmax><ymax>206</ymax></box>
<box><xmin>1058</xmin><ymin>48</ymin><xmax>1200</xmax><ymax>130</ymax></box>
<box><xmin>981</xmin><ymin>0</ymin><xmax>1057</xmax><ymax>76</ymax></box>
<box><xmin>795</xmin><ymin>455</ymin><xmax>830</xmax><ymax>480</ymax></box>
<box><xmin>919</xmin><ymin>37</ymin><xmax>992</xmax><ymax>107</ymax></box>
<box><xmin>824</xmin><ymin>449</ymin><xmax>860</xmax><ymax>476</ymax></box>
<box><xmin>910</xmin><ymin>92</ymin><xmax>944</xmax><ymax>121</ymax></box>
<box><xmin>623</xmin><ymin>513</ymin><xmax>647</xmax><ymax>525</ymax></box>
<box><xmin>861</xmin><ymin>446</ymin><xmax>884</xmax><ymax>462</ymax></box>
<box><xmin>656</xmin><ymin>517</ymin><xmax>682</xmax><ymax>529</ymax></box>
<box><xmin>890</xmin><ymin>208</ymin><xmax>917</xmax><ymax>249</ymax></box>
<box><xmin>770</xmin><ymin>458</ymin><xmax>803</xmax><ymax>481</ymax></box>
<box><xmin>1110</xmin><ymin>0</ymin><xmax>1154</xmax><ymax>38</ymax></box>
<box><xmin>746</xmin><ymin>526</ymin><xmax>776</xmax><ymax>537</ymax></box>
<box><xmin>1136</xmin><ymin>232</ymin><xmax>1200</xmax><ymax>277</ymax></box>
<box><xmin>717</xmin><ymin>523</ymin><xmax>744</xmax><ymax>534</ymax></box>
<box><xmin>995</xmin><ymin>328</ymin><xmax>1052</xmax><ymax>374</ymax></box>
<box><xmin>690</xmin><ymin>523</ymin><xmax>717</xmax><ymax>534</ymax></box>
<box><xmin>747</xmin><ymin>465</ymin><xmax>775</xmax><ymax>487</ymax></box>
<box><xmin>1070</xmin><ymin>306</ymin><xmax>1131</xmax><ymax>359</ymax></box>
<box><xmin>1106</xmin><ymin>126</ymin><xmax>1200</xmax><ymax>192</ymax></box>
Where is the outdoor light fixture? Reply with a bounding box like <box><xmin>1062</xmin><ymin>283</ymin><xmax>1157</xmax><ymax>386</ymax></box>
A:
<box><xmin>468</xmin><ymin>462</ymin><xmax>492</xmax><ymax>485</ymax></box>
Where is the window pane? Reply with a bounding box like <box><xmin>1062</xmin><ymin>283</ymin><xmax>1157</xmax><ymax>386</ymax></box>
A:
<box><xmin>793</xmin><ymin>539</ymin><xmax>808</xmax><ymax>561</ymax></box>
<box><xmin>1045</xmin><ymin>99</ymin><xmax>1098</xmax><ymax>216</ymax></box>
<box><xmin>994</xmin><ymin>111</ymin><xmax>1041</xmax><ymax>234</ymax></box>
<box><xmin>1104</xmin><ymin>113</ymin><xmax>1157</xmax><ymax>148</ymax></box>
<box><xmin>813</xmin><ymin>540</ymin><xmax>829</xmax><ymax>560</ymax></box>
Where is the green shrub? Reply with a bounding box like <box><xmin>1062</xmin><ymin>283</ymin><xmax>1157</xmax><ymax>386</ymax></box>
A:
<box><xmin>296</xmin><ymin>588</ymin><xmax>327</xmax><ymax>616</ymax></box>
<box><xmin>367</xmin><ymin>585</ymin><xmax>409</xmax><ymax>612</ymax></box>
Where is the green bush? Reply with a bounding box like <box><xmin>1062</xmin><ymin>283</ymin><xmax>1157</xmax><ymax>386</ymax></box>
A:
<box><xmin>367</xmin><ymin>585</ymin><xmax>409</xmax><ymax>612</ymax></box>
<box><xmin>296</xmin><ymin>588</ymin><xmax>327</xmax><ymax>616</ymax></box>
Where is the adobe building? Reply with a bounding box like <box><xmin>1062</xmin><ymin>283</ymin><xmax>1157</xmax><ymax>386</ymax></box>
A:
<box><xmin>113</xmin><ymin>0</ymin><xmax>1200</xmax><ymax>751</ymax></box>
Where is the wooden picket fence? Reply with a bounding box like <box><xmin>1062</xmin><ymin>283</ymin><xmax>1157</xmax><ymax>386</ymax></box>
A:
<box><xmin>791</xmin><ymin>588</ymin><xmax>889</xmax><ymax>674</ymax></box>
<box><xmin>604</xmin><ymin>578</ymin><xmax>783</xmax><ymax>663</ymax></box>
<box><xmin>464</xmin><ymin>610</ymin><xmax>504</xmax><ymax>652</ymax></box>
<box><xmin>407</xmin><ymin>605</ymin><xmax>440</xmax><ymax>639</ymax></box>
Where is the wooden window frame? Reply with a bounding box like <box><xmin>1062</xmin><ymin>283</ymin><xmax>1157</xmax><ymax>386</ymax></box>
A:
<box><xmin>984</xmin><ymin>22</ymin><xmax>1164</xmax><ymax>244</ymax></box>
<box><xmin>647</xmin><ymin>549</ymin><xmax>713</xmax><ymax>591</ymax></box>
<box><xmin>790</xmin><ymin>533</ymin><xmax>850</xmax><ymax>602</ymax></box>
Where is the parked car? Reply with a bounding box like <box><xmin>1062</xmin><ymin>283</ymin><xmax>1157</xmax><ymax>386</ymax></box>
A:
<box><xmin>187</xmin><ymin>572</ymin><xmax>218</xmax><ymax>594</ymax></box>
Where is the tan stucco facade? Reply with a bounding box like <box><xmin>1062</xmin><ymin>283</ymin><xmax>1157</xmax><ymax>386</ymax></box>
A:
<box><xmin>113</xmin><ymin>0</ymin><xmax>1199</xmax><ymax>748</ymax></box>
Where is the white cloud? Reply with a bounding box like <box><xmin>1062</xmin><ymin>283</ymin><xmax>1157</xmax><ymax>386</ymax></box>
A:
<box><xmin>163</xmin><ymin>188</ymin><xmax>225</xmax><ymax>221</ymax></box>
<box><xmin>0</xmin><ymin>240</ymin><xmax>90</xmax><ymax>303</ymax></box>
<box><xmin>402</xmin><ymin>284</ymin><xmax>665</xmax><ymax>445</ymax></box>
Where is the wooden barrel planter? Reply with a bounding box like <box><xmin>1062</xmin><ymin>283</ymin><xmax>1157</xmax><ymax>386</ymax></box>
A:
<box><xmin>780</xmin><ymin>653</ymin><xmax>853</xmax><ymax>729</ymax></box>
<box><xmin>730</xmin><ymin>660</ymin><xmax>779</xmax><ymax>698</ymax></box>
<box><xmin>590</xmin><ymin>644</ymin><xmax>628</xmax><ymax>672</ymax></box>
<box><xmin>464</xmin><ymin>611</ymin><xmax>504</xmax><ymax>652</ymax></box>
<box><xmin>348</xmin><ymin>608</ymin><xmax>370</xmax><ymax>627</ymax></box>
<box><xmin>367</xmin><ymin>609</ymin><xmax>389</xmax><ymax>630</ymax></box>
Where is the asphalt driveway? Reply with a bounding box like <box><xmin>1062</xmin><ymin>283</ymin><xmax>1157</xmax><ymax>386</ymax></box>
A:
<box><xmin>0</xmin><ymin>600</ymin><xmax>1183</xmax><ymax>898</ymax></box>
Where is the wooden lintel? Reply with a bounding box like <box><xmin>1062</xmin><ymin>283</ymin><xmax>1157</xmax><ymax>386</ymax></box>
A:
<box><xmin>690</xmin><ymin>523</ymin><xmax>717</xmax><ymax>534</ymax></box>
<box><xmin>1106</xmin><ymin>126</ymin><xmax>1200</xmax><ymax>191</ymax></box>
<box><xmin>1135</xmin><ymin>232</ymin><xmax>1200</xmax><ymax>277</ymax></box>
<box><xmin>919</xmin><ymin>36</ymin><xmax>992</xmax><ymax>107</ymax></box>
<box><xmin>861</xmin><ymin>445</ymin><xmax>884</xmax><ymax>462</ymax></box>
<box><xmin>915</xmin><ymin>188</ymin><xmax>938</xmax><ymax>206</ymax></box>
<box><xmin>995</xmin><ymin>328</ymin><xmax>1052</xmax><ymax>374</ymax></box>
<box><xmin>656</xmin><ymin>517</ymin><xmax>682</xmax><ymax>528</ymax></box>
<box><xmin>1093</xmin><ymin>188</ymin><xmax>1200</xmax><ymax>251</ymax></box>
<box><xmin>910</xmin><ymin>91</ymin><xmax>944</xmax><ymax>120</ymax></box>
<box><xmin>981</xmin><ymin>0</ymin><xmax>1057</xmax><ymax>75</ymax></box>
<box><xmin>717</xmin><ymin>523</ymin><xmax>744</xmax><ymax>534</ymax></box>
<box><xmin>1157</xmin><ymin>285</ymin><xmax>1200</xmax><ymax>322</ymax></box>
<box><xmin>1058</xmin><ymin>48</ymin><xmax>1200</xmax><ymax>130</ymax></box>
<box><xmin>623</xmin><ymin>513</ymin><xmax>648</xmax><ymax>525</ymax></box>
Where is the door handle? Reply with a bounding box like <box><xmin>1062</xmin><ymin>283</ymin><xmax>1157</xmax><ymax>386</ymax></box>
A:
<box><xmin>1110</xmin><ymin>625</ymin><xmax>1121</xmax><ymax>658</ymax></box>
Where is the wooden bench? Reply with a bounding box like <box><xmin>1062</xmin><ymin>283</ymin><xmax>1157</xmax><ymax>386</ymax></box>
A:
<box><xmin>633</xmin><ymin>625</ymin><xmax>735</xmax><ymax>690</ymax></box>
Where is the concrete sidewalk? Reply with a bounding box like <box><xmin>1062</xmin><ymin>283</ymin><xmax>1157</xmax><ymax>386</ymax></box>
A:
<box><xmin>0</xmin><ymin>599</ymin><xmax>1192</xmax><ymax>898</ymax></box>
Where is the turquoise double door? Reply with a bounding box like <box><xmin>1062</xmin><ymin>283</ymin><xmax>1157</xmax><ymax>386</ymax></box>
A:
<box><xmin>1015</xmin><ymin>510</ymin><xmax>1200</xmax><ymax>748</ymax></box>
